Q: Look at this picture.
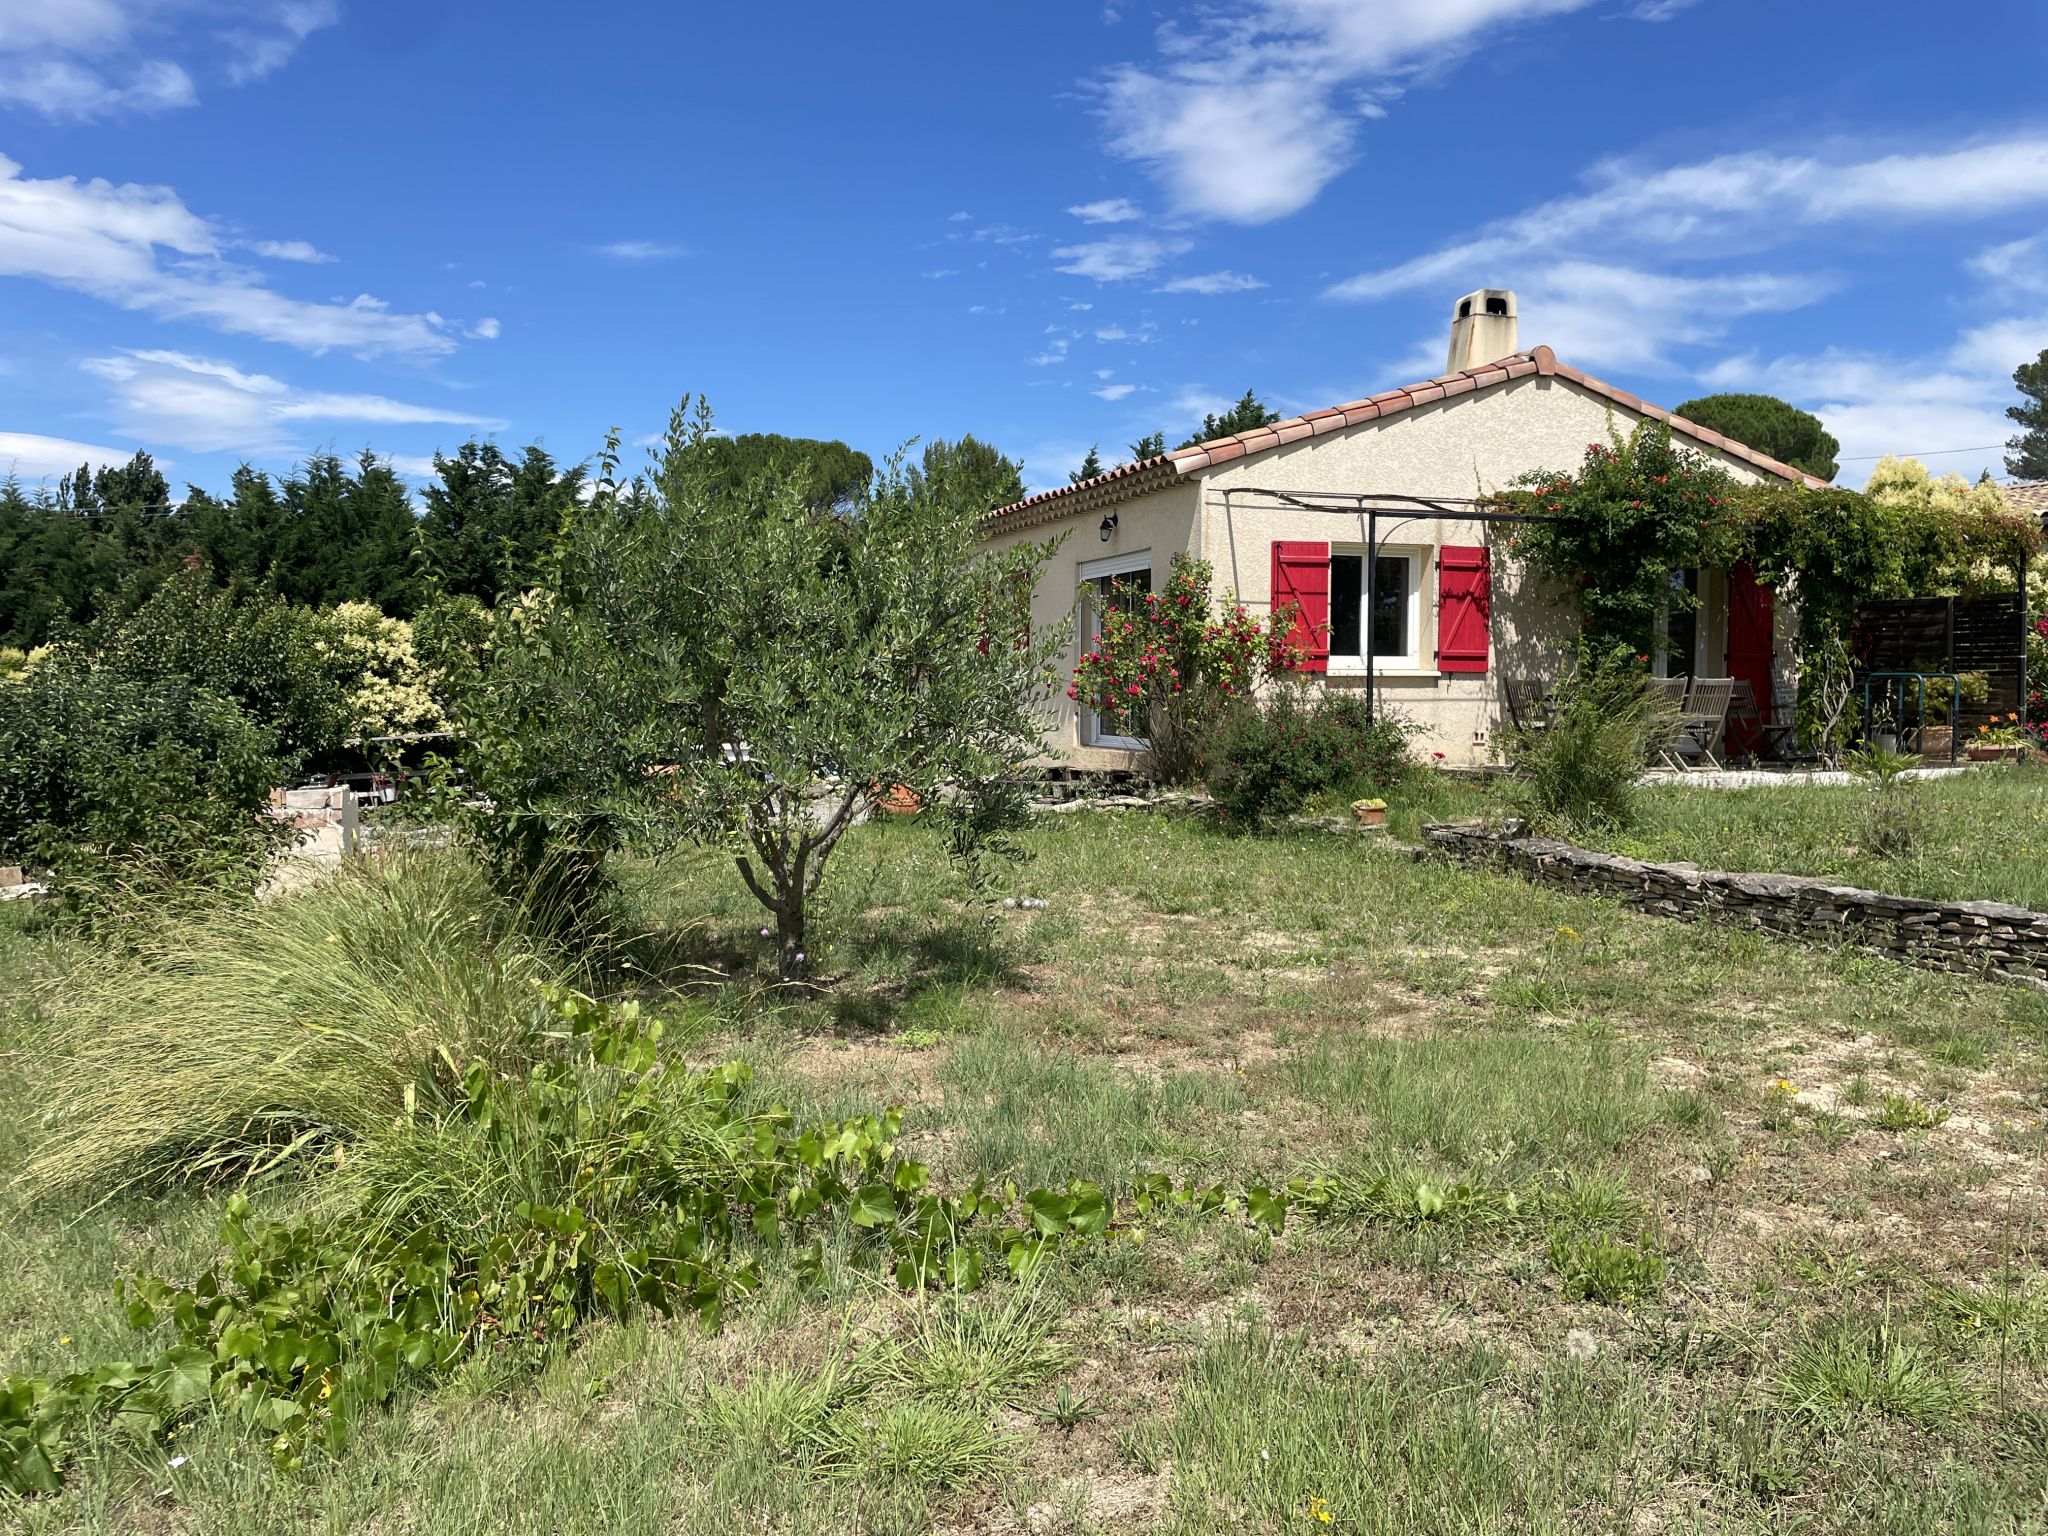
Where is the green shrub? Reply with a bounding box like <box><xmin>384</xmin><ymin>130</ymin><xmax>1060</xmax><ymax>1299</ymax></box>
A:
<box><xmin>0</xmin><ymin>657</ymin><xmax>295</xmax><ymax>902</ymax></box>
<box><xmin>1500</xmin><ymin>643</ymin><xmax>1667</xmax><ymax>835</ymax></box>
<box><xmin>1203</xmin><ymin>688</ymin><xmax>1412</xmax><ymax>825</ymax></box>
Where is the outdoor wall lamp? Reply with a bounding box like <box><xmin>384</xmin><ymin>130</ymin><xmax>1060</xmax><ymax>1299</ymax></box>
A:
<box><xmin>1099</xmin><ymin>512</ymin><xmax>1118</xmax><ymax>541</ymax></box>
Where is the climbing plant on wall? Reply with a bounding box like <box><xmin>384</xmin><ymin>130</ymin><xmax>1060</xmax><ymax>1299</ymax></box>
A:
<box><xmin>1500</xmin><ymin>419</ymin><xmax>1744</xmax><ymax>655</ymax></box>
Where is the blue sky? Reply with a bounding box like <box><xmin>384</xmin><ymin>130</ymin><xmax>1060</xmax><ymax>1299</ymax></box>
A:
<box><xmin>2</xmin><ymin>0</ymin><xmax>2046</xmax><ymax>499</ymax></box>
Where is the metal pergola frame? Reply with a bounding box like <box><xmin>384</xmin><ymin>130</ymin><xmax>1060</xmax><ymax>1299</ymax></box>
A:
<box><xmin>1216</xmin><ymin>489</ymin><xmax>1557</xmax><ymax>721</ymax></box>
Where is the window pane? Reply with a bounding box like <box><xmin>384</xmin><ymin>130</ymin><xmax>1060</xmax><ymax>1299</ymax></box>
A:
<box><xmin>1329</xmin><ymin>554</ymin><xmax>1362</xmax><ymax>656</ymax></box>
<box><xmin>1371</xmin><ymin>556</ymin><xmax>1409</xmax><ymax>658</ymax></box>
<box><xmin>1663</xmin><ymin>568</ymin><xmax>1696</xmax><ymax>678</ymax></box>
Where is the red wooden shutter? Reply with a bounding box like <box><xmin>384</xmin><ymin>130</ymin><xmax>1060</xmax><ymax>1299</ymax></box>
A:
<box><xmin>1435</xmin><ymin>545</ymin><xmax>1491</xmax><ymax>673</ymax></box>
<box><xmin>1271</xmin><ymin>540</ymin><xmax>1330</xmax><ymax>673</ymax></box>
<box><xmin>1726</xmin><ymin>561</ymin><xmax>1775</xmax><ymax>753</ymax></box>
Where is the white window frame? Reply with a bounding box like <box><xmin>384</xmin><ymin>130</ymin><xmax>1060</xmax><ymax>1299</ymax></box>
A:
<box><xmin>1078</xmin><ymin>549</ymin><xmax>1153</xmax><ymax>750</ymax></box>
<box><xmin>1327</xmin><ymin>543</ymin><xmax>1428</xmax><ymax>675</ymax></box>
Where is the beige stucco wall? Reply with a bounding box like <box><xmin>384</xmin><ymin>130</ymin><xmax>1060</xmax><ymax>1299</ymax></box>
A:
<box><xmin>988</xmin><ymin>373</ymin><xmax>1783</xmax><ymax>770</ymax></box>
<box><xmin>982</xmin><ymin>478</ymin><xmax>1203</xmax><ymax>772</ymax></box>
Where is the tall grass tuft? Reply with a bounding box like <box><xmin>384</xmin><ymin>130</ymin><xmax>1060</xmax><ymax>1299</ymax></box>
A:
<box><xmin>1501</xmin><ymin>643</ymin><xmax>1670</xmax><ymax>836</ymax></box>
<box><xmin>14</xmin><ymin>851</ymin><xmax>571</xmax><ymax>1204</ymax></box>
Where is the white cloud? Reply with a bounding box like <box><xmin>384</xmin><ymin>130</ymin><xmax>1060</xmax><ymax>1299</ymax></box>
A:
<box><xmin>1098</xmin><ymin>0</ymin><xmax>1600</xmax><ymax>224</ymax></box>
<box><xmin>1671</xmin><ymin>268</ymin><xmax>2048</xmax><ymax>487</ymax></box>
<box><xmin>1156</xmin><ymin>269</ymin><xmax>1267</xmax><ymax>294</ymax></box>
<box><xmin>82</xmin><ymin>349</ymin><xmax>501</xmax><ymax>453</ymax></box>
<box><xmin>1516</xmin><ymin>261</ymin><xmax>1833</xmax><ymax>372</ymax></box>
<box><xmin>0</xmin><ymin>153</ymin><xmax>453</xmax><ymax>354</ymax></box>
<box><xmin>948</xmin><ymin>211</ymin><xmax>972</xmax><ymax>221</ymax></box>
<box><xmin>922</xmin><ymin>268</ymin><xmax>958</xmax><ymax>278</ymax></box>
<box><xmin>1052</xmin><ymin>236</ymin><xmax>1190</xmax><ymax>281</ymax></box>
<box><xmin>1027</xmin><ymin>340</ymin><xmax>1070</xmax><ymax>366</ymax></box>
<box><xmin>246</xmin><ymin>238</ymin><xmax>334</xmax><ymax>263</ymax></box>
<box><xmin>1093</xmin><ymin>383</ymin><xmax>1137</xmax><ymax>400</ymax></box>
<box><xmin>1068</xmin><ymin>197</ymin><xmax>1143</xmax><ymax>224</ymax></box>
<box><xmin>465</xmin><ymin>317</ymin><xmax>500</xmax><ymax>339</ymax></box>
<box><xmin>383</xmin><ymin>454</ymin><xmax>440</xmax><ymax>479</ymax></box>
<box><xmin>0</xmin><ymin>0</ymin><xmax>335</xmax><ymax>120</ymax></box>
<box><xmin>1970</xmin><ymin>234</ymin><xmax>2048</xmax><ymax>295</ymax></box>
<box><xmin>598</xmin><ymin>240</ymin><xmax>687</xmax><ymax>261</ymax></box>
<box><xmin>1330</xmin><ymin>138</ymin><xmax>2048</xmax><ymax>302</ymax></box>
<box><xmin>1629</xmin><ymin>0</ymin><xmax>1702</xmax><ymax>16</ymax></box>
<box><xmin>0</xmin><ymin>430</ymin><xmax>142</xmax><ymax>482</ymax></box>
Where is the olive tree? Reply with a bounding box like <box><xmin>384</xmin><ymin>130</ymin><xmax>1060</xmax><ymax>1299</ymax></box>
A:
<box><xmin>436</xmin><ymin>402</ymin><xmax>1067</xmax><ymax>983</ymax></box>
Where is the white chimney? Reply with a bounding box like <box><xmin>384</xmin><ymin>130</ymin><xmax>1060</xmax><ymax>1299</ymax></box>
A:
<box><xmin>1447</xmin><ymin>289</ymin><xmax>1518</xmax><ymax>374</ymax></box>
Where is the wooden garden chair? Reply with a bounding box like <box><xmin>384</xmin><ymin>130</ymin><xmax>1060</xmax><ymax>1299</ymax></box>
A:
<box><xmin>1503</xmin><ymin>677</ymin><xmax>1550</xmax><ymax>734</ymax></box>
<box><xmin>1728</xmin><ymin>678</ymin><xmax>1799</xmax><ymax>763</ymax></box>
<box><xmin>1676</xmin><ymin>677</ymin><xmax>1736</xmax><ymax>769</ymax></box>
<box><xmin>1644</xmin><ymin>676</ymin><xmax>1693</xmax><ymax>769</ymax></box>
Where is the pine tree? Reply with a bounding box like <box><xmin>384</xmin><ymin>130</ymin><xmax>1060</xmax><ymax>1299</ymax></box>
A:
<box><xmin>1178</xmin><ymin>389</ymin><xmax>1280</xmax><ymax>449</ymax></box>
<box><xmin>1673</xmin><ymin>392</ymin><xmax>1839</xmax><ymax>481</ymax></box>
<box><xmin>1125</xmin><ymin>431</ymin><xmax>1166</xmax><ymax>464</ymax></box>
<box><xmin>912</xmin><ymin>436</ymin><xmax>1026</xmax><ymax>515</ymax></box>
<box><xmin>1069</xmin><ymin>445</ymin><xmax>1104</xmax><ymax>484</ymax></box>
<box><xmin>2007</xmin><ymin>349</ymin><xmax>2048</xmax><ymax>481</ymax></box>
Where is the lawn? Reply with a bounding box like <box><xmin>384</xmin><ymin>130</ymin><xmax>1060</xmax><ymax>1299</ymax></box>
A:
<box><xmin>1359</xmin><ymin>757</ymin><xmax>2048</xmax><ymax>914</ymax></box>
<box><xmin>6</xmin><ymin>793</ymin><xmax>2048</xmax><ymax>1533</ymax></box>
<box><xmin>1610</xmin><ymin>761</ymin><xmax>2048</xmax><ymax>911</ymax></box>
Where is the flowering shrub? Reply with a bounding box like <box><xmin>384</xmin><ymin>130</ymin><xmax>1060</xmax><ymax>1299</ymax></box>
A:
<box><xmin>1067</xmin><ymin>553</ymin><xmax>1304</xmax><ymax>783</ymax></box>
<box><xmin>313</xmin><ymin>602</ymin><xmax>445</xmax><ymax>740</ymax></box>
<box><xmin>1204</xmin><ymin>690</ymin><xmax>1412</xmax><ymax>826</ymax></box>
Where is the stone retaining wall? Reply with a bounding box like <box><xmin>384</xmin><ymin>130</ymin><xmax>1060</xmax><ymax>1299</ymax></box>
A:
<box><xmin>1423</xmin><ymin>822</ymin><xmax>2048</xmax><ymax>987</ymax></box>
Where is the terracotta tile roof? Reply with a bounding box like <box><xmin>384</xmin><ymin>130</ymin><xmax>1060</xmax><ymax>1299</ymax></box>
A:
<box><xmin>987</xmin><ymin>345</ymin><xmax>1826</xmax><ymax>527</ymax></box>
<box><xmin>2003</xmin><ymin>480</ymin><xmax>2048</xmax><ymax>516</ymax></box>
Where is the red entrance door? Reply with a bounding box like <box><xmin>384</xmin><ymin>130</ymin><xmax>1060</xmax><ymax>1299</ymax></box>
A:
<box><xmin>1726</xmin><ymin>561</ymin><xmax>1775</xmax><ymax>755</ymax></box>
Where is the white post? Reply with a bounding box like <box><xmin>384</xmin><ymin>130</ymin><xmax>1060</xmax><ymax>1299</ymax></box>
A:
<box><xmin>339</xmin><ymin>788</ymin><xmax>359</xmax><ymax>858</ymax></box>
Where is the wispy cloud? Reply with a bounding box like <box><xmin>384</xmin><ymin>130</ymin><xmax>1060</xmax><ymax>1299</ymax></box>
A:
<box><xmin>464</xmin><ymin>317</ymin><xmax>500</xmax><ymax>340</ymax></box>
<box><xmin>1093</xmin><ymin>383</ymin><xmax>1137</xmax><ymax>400</ymax></box>
<box><xmin>0</xmin><ymin>0</ymin><xmax>336</xmax><ymax>121</ymax></box>
<box><xmin>1068</xmin><ymin>197</ymin><xmax>1144</xmax><ymax>224</ymax></box>
<box><xmin>82</xmin><ymin>349</ymin><xmax>502</xmax><ymax>453</ymax></box>
<box><xmin>1329</xmin><ymin>138</ymin><xmax>2048</xmax><ymax>302</ymax></box>
<box><xmin>1970</xmin><ymin>234</ymin><xmax>2048</xmax><ymax>294</ymax></box>
<box><xmin>0</xmin><ymin>430</ymin><xmax>143</xmax><ymax>482</ymax></box>
<box><xmin>1097</xmin><ymin>0</ymin><xmax>1602</xmax><ymax>224</ymax></box>
<box><xmin>597</xmin><ymin>240</ymin><xmax>688</xmax><ymax>261</ymax></box>
<box><xmin>1156</xmin><ymin>269</ymin><xmax>1266</xmax><ymax>294</ymax></box>
<box><xmin>1052</xmin><ymin>236</ymin><xmax>1190</xmax><ymax>281</ymax></box>
<box><xmin>246</xmin><ymin>238</ymin><xmax>335</xmax><ymax>263</ymax></box>
<box><xmin>1629</xmin><ymin>0</ymin><xmax>1703</xmax><ymax>17</ymax></box>
<box><xmin>0</xmin><ymin>153</ymin><xmax>455</xmax><ymax>355</ymax></box>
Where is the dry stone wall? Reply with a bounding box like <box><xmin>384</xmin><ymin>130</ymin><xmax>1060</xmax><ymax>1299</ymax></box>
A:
<box><xmin>1424</xmin><ymin>823</ymin><xmax>2048</xmax><ymax>988</ymax></box>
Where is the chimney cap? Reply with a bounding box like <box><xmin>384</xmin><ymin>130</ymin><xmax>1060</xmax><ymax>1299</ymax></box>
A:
<box><xmin>1448</xmin><ymin>288</ymin><xmax>1519</xmax><ymax>374</ymax></box>
<box><xmin>1452</xmin><ymin>288</ymin><xmax>1517</xmax><ymax>321</ymax></box>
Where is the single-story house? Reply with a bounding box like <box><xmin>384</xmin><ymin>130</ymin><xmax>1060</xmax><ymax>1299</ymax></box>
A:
<box><xmin>982</xmin><ymin>289</ymin><xmax>1826</xmax><ymax>769</ymax></box>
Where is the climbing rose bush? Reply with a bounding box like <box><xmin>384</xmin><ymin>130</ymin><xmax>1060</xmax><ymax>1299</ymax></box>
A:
<box><xmin>1068</xmin><ymin>552</ymin><xmax>1304</xmax><ymax>783</ymax></box>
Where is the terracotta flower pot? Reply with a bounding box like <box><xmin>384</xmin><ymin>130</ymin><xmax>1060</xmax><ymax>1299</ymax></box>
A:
<box><xmin>1351</xmin><ymin>798</ymin><xmax>1388</xmax><ymax>827</ymax></box>
<box><xmin>878</xmin><ymin>784</ymin><xmax>924</xmax><ymax>815</ymax></box>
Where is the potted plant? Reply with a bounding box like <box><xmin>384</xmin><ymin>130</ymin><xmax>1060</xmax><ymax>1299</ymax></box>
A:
<box><xmin>1351</xmin><ymin>797</ymin><xmax>1388</xmax><ymax>828</ymax></box>
<box><xmin>1969</xmin><ymin>715</ymin><xmax>2028</xmax><ymax>761</ymax></box>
